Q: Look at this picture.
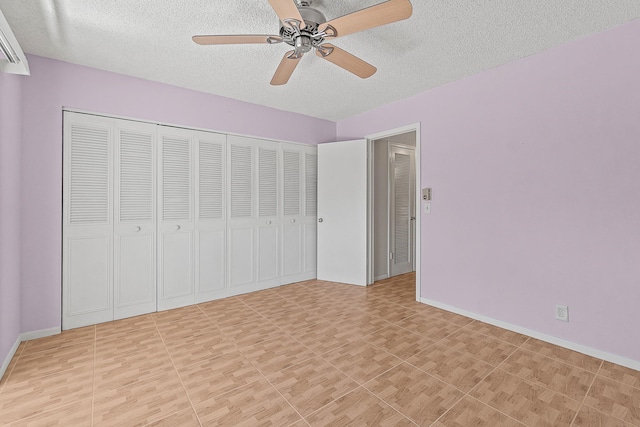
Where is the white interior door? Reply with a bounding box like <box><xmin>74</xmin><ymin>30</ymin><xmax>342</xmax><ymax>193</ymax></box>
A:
<box><xmin>63</xmin><ymin>112</ymin><xmax>114</xmax><ymax>329</ymax></box>
<box><xmin>256</xmin><ymin>142</ymin><xmax>279</xmax><ymax>289</ymax></box>
<box><xmin>157</xmin><ymin>128</ymin><xmax>195</xmax><ymax>310</ymax></box>
<box><xmin>317</xmin><ymin>139</ymin><xmax>368</xmax><ymax>286</ymax></box>
<box><xmin>227</xmin><ymin>136</ymin><xmax>256</xmax><ymax>295</ymax></box>
<box><xmin>303</xmin><ymin>149</ymin><xmax>318</xmax><ymax>278</ymax></box>
<box><xmin>389</xmin><ymin>145</ymin><xmax>415</xmax><ymax>277</ymax></box>
<box><xmin>195</xmin><ymin>130</ymin><xmax>227</xmax><ymax>303</ymax></box>
<box><xmin>281</xmin><ymin>146</ymin><xmax>303</xmax><ymax>281</ymax></box>
<box><xmin>114</xmin><ymin>120</ymin><xmax>157</xmax><ymax>319</ymax></box>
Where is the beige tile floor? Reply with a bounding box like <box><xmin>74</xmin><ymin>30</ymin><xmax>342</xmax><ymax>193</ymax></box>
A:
<box><xmin>1</xmin><ymin>272</ymin><xmax>639</xmax><ymax>426</ymax></box>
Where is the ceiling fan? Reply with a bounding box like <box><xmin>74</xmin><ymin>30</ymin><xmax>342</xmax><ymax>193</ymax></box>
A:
<box><xmin>192</xmin><ymin>0</ymin><xmax>413</xmax><ymax>85</ymax></box>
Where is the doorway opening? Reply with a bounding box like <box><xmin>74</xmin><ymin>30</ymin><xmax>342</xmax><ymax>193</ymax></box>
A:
<box><xmin>367</xmin><ymin>125</ymin><xmax>421</xmax><ymax>301</ymax></box>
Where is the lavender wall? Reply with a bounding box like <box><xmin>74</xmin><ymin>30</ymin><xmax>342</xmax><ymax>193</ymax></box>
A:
<box><xmin>0</xmin><ymin>71</ymin><xmax>22</xmax><ymax>364</ymax></box>
<box><xmin>19</xmin><ymin>55</ymin><xmax>336</xmax><ymax>332</ymax></box>
<box><xmin>338</xmin><ymin>21</ymin><xmax>640</xmax><ymax>362</ymax></box>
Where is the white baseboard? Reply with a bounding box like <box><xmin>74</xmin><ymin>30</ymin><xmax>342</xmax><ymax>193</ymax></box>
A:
<box><xmin>21</xmin><ymin>327</ymin><xmax>61</xmax><ymax>341</ymax></box>
<box><xmin>0</xmin><ymin>337</ymin><xmax>21</xmax><ymax>381</ymax></box>
<box><xmin>421</xmin><ymin>298</ymin><xmax>640</xmax><ymax>372</ymax></box>
<box><xmin>1</xmin><ymin>327</ymin><xmax>61</xmax><ymax>380</ymax></box>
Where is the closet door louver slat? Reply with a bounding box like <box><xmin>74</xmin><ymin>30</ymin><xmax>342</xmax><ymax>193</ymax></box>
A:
<box><xmin>305</xmin><ymin>153</ymin><xmax>317</xmax><ymax>217</ymax></box>
<box><xmin>283</xmin><ymin>151</ymin><xmax>301</xmax><ymax>216</ymax></box>
<box><xmin>393</xmin><ymin>152</ymin><xmax>411</xmax><ymax>264</ymax></box>
<box><xmin>259</xmin><ymin>148</ymin><xmax>278</xmax><ymax>218</ymax></box>
<box><xmin>69</xmin><ymin>126</ymin><xmax>110</xmax><ymax>224</ymax></box>
<box><xmin>199</xmin><ymin>140</ymin><xmax>224</xmax><ymax>220</ymax></box>
<box><xmin>230</xmin><ymin>144</ymin><xmax>253</xmax><ymax>219</ymax></box>
<box><xmin>119</xmin><ymin>131</ymin><xmax>153</xmax><ymax>223</ymax></box>
<box><xmin>162</xmin><ymin>137</ymin><xmax>192</xmax><ymax>222</ymax></box>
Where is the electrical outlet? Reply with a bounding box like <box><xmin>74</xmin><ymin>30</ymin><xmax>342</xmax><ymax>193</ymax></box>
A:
<box><xmin>555</xmin><ymin>304</ymin><xmax>569</xmax><ymax>322</ymax></box>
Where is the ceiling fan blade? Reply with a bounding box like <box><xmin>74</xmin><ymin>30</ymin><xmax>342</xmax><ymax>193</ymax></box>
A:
<box><xmin>316</xmin><ymin>44</ymin><xmax>376</xmax><ymax>79</ymax></box>
<box><xmin>319</xmin><ymin>0</ymin><xmax>412</xmax><ymax>38</ymax></box>
<box><xmin>271</xmin><ymin>50</ymin><xmax>303</xmax><ymax>85</ymax></box>
<box><xmin>192</xmin><ymin>35</ymin><xmax>283</xmax><ymax>45</ymax></box>
<box><xmin>268</xmin><ymin>0</ymin><xmax>306</xmax><ymax>29</ymax></box>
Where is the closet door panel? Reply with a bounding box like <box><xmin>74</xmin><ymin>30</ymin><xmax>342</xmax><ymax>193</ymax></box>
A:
<box><xmin>227</xmin><ymin>136</ymin><xmax>257</xmax><ymax>296</ymax></box>
<box><xmin>282</xmin><ymin>225</ymin><xmax>302</xmax><ymax>276</ymax></box>
<box><xmin>256</xmin><ymin>144</ymin><xmax>279</xmax><ymax>288</ymax></box>
<box><xmin>115</xmin><ymin>233</ymin><xmax>155</xmax><ymax>317</ymax></box>
<box><xmin>195</xmin><ymin>131</ymin><xmax>227</xmax><ymax>302</ymax></box>
<box><xmin>160</xmin><ymin>232</ymin><xmax>194</xmax><ymax>299</ymax></box>
<box><xmin>67</xmin><ymin>236</ymin><xmax>112</xmax><ymax>320</ymax></box>
<box><xmin>303</xmin><ymin>149</ymin><xmax>318</xmax><ymax>279</ymax></box>
<box><xmin>158</xmin><ymin>129</ymin><xmax>195</xmax><ymax>310</ymax></box>
<box><xmin>63</xmin><ymin>112</ymin><xmax>113</xmax><ymax>330</ymax></box>
<box><xmin>114</xmin><ymin>121</ymin><xmax>157</xmax><ymax>319</ymax></box>
<box><xmin>281</xmin><ymin>146</ymin><xmax>303</xmax><ymax>282</ymax></box>
<box><xmin>304</xmin><ymin>221</ymin><xmax>317</xmax><ymax>274</ymax></box>
<box><xmin>228</xmin><ymin>226</ymin><xmax>255</xmax><ymax>294</ymax></box>
<box><xmin>257</xmin><ymin>225</ymin><xmax>278</xmax><ymax>285</ymax></box>
<box><xmin>197</xmin><ymin>230</ymin><xmax>226</xmax><ymax>297</ymax></box>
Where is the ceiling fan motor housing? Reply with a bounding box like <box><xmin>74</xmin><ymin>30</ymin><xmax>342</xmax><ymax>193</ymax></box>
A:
<box><xmin>280</xmin><ymin>5</ymin><xmax>327</xmax><ymax>53</ymax></box>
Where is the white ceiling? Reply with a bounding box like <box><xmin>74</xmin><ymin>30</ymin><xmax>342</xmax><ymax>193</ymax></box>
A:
<box><xmin>1</xmin><ymin>1</ymin><xmax>639</xmax><ymax>121</ymax></box>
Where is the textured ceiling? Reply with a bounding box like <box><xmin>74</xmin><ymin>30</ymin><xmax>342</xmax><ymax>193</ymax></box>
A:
<box><xmin>1</xmin><ymin>1</ymin><xmax>639</xmax><ymax>121</ymax></box>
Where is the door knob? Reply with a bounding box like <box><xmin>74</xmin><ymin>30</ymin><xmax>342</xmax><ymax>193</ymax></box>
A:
<box><xmin>175</xmin><ymin>225</ymin><xmax>181</xmax><ymax>231</ymax></box>
<box><xmin>290</xmin><ymin>219</ymin><xmax>296</xmax><ymax>223</ymax></box>
<box><xmin>318</xmin><ymin>218</ymin><xmax>323</xmax><ymax>223</ymax></box>
<box><xmin>266</xmin><ymin>220</ymin><xmax>272</xmax><ymax>225</ymax></box>
<box><xmin>135</xmin><ymin>226</ymin><xmax>141</xmax><ymax>232</ymax></box>
<box><xmin>410</xmin><ymin>217</ymin><xmax>416</xmax><ymax>221</ymax></box>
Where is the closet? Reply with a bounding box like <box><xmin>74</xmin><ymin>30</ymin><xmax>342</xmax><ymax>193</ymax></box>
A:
<box><xmin>62</xmin><ymin>111</ymin><xmax>317</xmax><ymax>330</ymax></box>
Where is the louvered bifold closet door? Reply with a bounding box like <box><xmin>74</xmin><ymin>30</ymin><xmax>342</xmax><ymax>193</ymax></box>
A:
<box><xmin>194</xmin><ymin>130</ymin><xmax>227</xmax><ymax>303</ymax></box>
<box><xmin>63</xmin><ymin>112</ymin><xmax>114</xmax><ymax>330</ymax></box>
<box><xmin>281</xmin><ymin>144</ymin><xmax>304</xmax><ymax>283</ymax></box>
<box><xmin>227</xmin><ymin>135</ymin><xmax>257</xmax><ymax>295</ymax></box>
<box><xmin>303</xmin><ymin>146</ymin><xmax>318</xmax><ymax>279</ymax></box>
<box><xmin>113</xmin><ymin>119</ymin><xmax>157</xmax><ymax>319</ymax></box>
<box><xmin>256</xmin><ymin>141</ymin><xmax>279</xmax><ymax>289</ymax></box>
<box><xmin>389</xmin><ymin>145</ymin><xmax>415</xmax><ymax>277</ymax></box>
<box><xmin>158</xmin><ymin>127</ymin><xmax>195</xmax><ymax>310</ymax></box>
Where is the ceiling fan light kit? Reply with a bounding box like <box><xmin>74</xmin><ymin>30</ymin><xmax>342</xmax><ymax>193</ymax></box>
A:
<box><xmin>192</xmin><ymin>0</ymin><xmax>412</xmax><ymax>85</ymax></box>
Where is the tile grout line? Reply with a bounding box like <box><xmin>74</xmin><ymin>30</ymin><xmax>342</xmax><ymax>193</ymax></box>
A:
<box><xmin>3</xmin><ymin>328</ymin><xmax>97</xmax><ymax>425</ymax></box>
<box><xmin>196</xmin><ymin>303</ymin><xmax>309</xmax><ymax>425</ymax></box>
<box><xmin>568</xmin><ymin>360</ymin><xmax>603</xmax><ymax>427</ymax></box>
<box><xmin>225</xmin><ymin>292</ymin><xmax>420</xmax><ymax>425</ymax></box>
<box><xmin>362</xmin><ymin>387</ymin><xmax>420</xmax><ymax>427</ymax></box>
<box><xmin>428</xmin><ymin>335</ymin><xmax>532</xmax><ymax>426</ymax></box>
<box><xmin>152</xmin><ymin>313</ymin><xmax>205</xmax><ymax>427</ymax></box>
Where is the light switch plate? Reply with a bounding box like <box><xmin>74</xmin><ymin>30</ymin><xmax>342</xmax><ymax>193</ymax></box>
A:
<box><xmin>424</xmin><ymin>202</ymin><xmax>431</xmax><ymax>214</ymax></box>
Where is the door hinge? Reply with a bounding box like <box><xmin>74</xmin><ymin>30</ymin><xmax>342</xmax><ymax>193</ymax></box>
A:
<box><xmin>389</xmin><ymin>252</ymin><xmax>393</xmax><ymax>260</ymax></box>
